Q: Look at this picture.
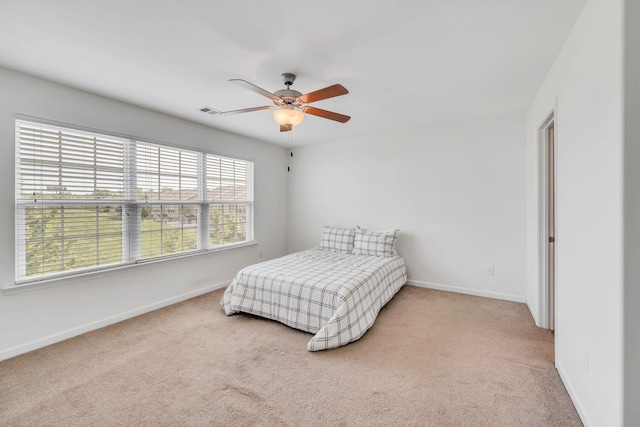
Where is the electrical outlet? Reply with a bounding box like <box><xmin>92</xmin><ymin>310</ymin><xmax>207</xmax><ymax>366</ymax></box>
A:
<box><xmin>486</xmin><ymin>265</ymin><xmax>495</xmax><ymax>275</ymax></box>
<box><xmin>259</xmin><ymin>251</ymin><xmax>263</xmax><ymax>259</ymax></box>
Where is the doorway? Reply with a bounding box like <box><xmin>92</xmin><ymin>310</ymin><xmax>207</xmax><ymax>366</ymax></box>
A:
<box><xmin>540</xmin><ymin>114</ymin><xmax>556</xmax><ymax>331</ymax></box>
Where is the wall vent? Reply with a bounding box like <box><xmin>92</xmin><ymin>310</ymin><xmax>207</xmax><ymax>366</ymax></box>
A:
<box><xmin>199</xmin><ymin>106</ymin><xmax>221</xmax><ymax>115</ymax></box>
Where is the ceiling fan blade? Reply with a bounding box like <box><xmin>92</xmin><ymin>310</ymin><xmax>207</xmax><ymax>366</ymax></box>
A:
<box><xmin>230</xmin><ymin>79</ymin><xmax>281</xmax><ymax>102</ymax></box>
<box><xmin>280</xmin><ymin>124</ymin><xmax>292</xmax><ymax>132</ymax></box>
<box><xmin>299</xmin><ymin>84</ymin><xmax>348</xmax><ymax>104</ymax></box>
<box><xmin>218</xmin><ymin>106</ymin><xmax>275</xmax><ymax>116</ymax></box>
<box><xmin>303</xmin><ymin>106</ymin><xmax>351</xmax><ymax>123</ymax></box>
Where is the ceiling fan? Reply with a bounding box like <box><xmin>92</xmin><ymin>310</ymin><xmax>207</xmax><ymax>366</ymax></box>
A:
<box><xmin>214</xmin><ymin>73</ymin><xmax>351</xmax><ymax>132</ymax></box>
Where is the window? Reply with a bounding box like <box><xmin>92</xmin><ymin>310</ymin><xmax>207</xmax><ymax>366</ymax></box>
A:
<box><xmin>15</xmin><ymin>119</ymin><xmax>254</xmax><ymax>284</ymax></box>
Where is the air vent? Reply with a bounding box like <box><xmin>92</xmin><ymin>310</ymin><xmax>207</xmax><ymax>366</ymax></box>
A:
<box><xmin>199</xmin><ymin>106</ymin><xmax>221</xmax><ymax>115</ymax></box>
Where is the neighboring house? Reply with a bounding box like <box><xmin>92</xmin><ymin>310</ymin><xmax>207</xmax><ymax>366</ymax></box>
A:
<box><xmin>146</xmin><ymin>187</ymin><xmax>247</xmax><ymax>223</ymax></box>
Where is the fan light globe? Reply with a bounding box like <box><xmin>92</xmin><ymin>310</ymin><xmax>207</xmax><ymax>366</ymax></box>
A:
<box><xmin>273</xmin><ymin>106</ymin><xmax>304</xmax><ymax>127</ymax></box>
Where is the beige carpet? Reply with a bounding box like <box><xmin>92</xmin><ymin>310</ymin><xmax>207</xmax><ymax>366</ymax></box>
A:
<box><xmin>0</xmin><ymin>286</ymin><xmax>581</xmax><ymax>426</ymax></box>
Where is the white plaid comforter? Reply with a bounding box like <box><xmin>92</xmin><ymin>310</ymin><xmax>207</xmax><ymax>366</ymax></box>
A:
<box><xmin>221</xmin><ymin>249</ymin><xmax>407</xmax><ymax>351</ymax></box>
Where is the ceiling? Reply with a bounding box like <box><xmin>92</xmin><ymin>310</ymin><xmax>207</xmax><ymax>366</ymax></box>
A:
<box><xmin>0</xmin><ymin>0</ymin><xmax>586</xmax><ymax>147</ymax></box>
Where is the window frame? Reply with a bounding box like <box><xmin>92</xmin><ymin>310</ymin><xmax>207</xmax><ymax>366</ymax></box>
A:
<box><xmin>14</xmin><ymin>116</ymin><xmax>255</xmax><ymax>286</ymax></box>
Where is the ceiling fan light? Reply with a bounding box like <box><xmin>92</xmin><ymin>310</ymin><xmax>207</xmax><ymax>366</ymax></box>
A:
<box><xmin>273</xmin><ymin>106</ymin><xmax>304</xmax><ymax>127</ymax></box>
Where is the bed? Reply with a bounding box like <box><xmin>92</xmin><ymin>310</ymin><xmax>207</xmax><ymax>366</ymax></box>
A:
<box><xmin>221</xmin><ymin>226</ymin><xmax>407</xmax><ymax>351</ymax></box>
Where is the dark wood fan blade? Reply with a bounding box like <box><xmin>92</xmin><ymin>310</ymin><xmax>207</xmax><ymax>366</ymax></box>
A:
<box><xmin>299</xmin><ymin>84</ymin><xmax>348</xmax><ymax>104</ymax></box>
<box><xmin>218</xmin><ymin>106</ymin><xmax>275</xmax><ymax>115</ymax></box>
<box><xmin>280</xmin><ymin>124</ymin><xmax>292</xmax><ymax>132</ymax></box>
<box><xmin>230</xmin><ymin>79</ymin><xmax>281</xmax><ymax>101</ymax></box>
<box><xmin>303</xmin><ymin>106</ymin><xmax>351</xmax><ymax>123</ymax></box>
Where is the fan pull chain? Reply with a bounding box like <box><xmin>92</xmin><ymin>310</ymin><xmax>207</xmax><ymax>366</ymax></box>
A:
<box><xmin>287</xmin><ymin>128</ymin><xmax>293</xmax><ymax>172</ymax></box>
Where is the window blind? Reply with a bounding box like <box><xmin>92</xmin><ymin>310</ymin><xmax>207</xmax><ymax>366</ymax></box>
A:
<box><xmin>206</xmin><ymin>155</ymin><xmax>254</xmax><ymax>247</ymax></box>
<box><xmin>135</xmin><ymin>142</ymin><xmax>201</xmax><ymax>258</ymax></box>
<box><xmin>16</xmin><ymin>122</ymin><xmax>127</xmax><ymax>280</ymax></box>
<box><xmin>15</xmin><ymin>119</ymin><xmax>254</xmax><ymax>284</ymax></box>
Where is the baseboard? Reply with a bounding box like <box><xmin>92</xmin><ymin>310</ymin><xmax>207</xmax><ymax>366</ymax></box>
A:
<box><xmin>556</xmin><ymin>362</ymin><xmax>592</xmax><ymax>427</ymax></box>
<box><xmin>526</xmin><ymin>300</ymin><xmax>541</xmax><ymax>326</ymax></box>
<box><xmin>406</xmin><ymin>279</ymin><xmax>526</xmax><ymax>303</ymax></box>
<box><xmin>0</xmin><ymin>280</ymin><xmax>230</xmax><ymax>362</ymax></box>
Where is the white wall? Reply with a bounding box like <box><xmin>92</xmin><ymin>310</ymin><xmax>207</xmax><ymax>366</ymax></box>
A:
<box><xmin>623</xmin><ymin>0</ymin><xmax>640</xmax><ymax>423</ymax></box>
<box><xmin>526</xmin><ymin>0</ymin><xmax>624</xmax><ymax>425</ymax></box>
<box><xmin>0</xmin><ymin>67</ymin><xmax>289</xmax><ymax>361</ymax></box>
<box><xmin>288</xmin><ymin>115</ymin><xmax>527</xmax><ymax>302</ymax></box>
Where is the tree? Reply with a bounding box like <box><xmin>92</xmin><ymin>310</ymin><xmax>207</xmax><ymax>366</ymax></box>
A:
<box><xmin>141</xmin><ymin>205</ymin><xmax>152</xmax><ymax>219</ymax></box>
<box><xmin>25</xmin><ymin>206</ymin><xmax>76</xmax><ymax>276</ymax></box>
<box><xmin>209</xmin><ymin>204</ymin><xmax>244</xmax><ymax>245</ymax></box>
<box><xmin>137</xmin><ymin>188</ymin><xmax>154</xmax><ymax>219</ymax></box>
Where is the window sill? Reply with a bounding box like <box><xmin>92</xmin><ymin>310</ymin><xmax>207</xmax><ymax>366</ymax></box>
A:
<box><xmin>3</xmin><ymin>241</ymin><xmax>258</xmax><ymax>295</ymax></box>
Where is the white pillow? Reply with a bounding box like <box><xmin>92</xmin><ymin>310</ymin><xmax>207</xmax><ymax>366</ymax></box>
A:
<box><xmin>352</xmin><ymin>228</ymin><xmax>399</xmax><ymax>257</ymax></box>
<box><xmin>319</xmin><ymin>226</ymin><xmax>356</xmax><ymax>253</ymax></box>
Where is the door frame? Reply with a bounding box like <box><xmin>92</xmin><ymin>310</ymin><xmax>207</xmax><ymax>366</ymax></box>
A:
<box><xmin>538</xmin><ymin>111</ymin><xmax>556</xmax><ymax>331</ymax></box>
